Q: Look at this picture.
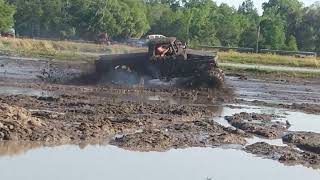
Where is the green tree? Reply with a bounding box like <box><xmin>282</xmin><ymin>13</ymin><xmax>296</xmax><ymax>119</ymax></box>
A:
<box><xmin>286</xmin><ymin>35</ymin><xmax>298</xmax><ymax>51</ymax></box>
<box><xmin>185</xmin><ymin>0</ymin><xmax>219</xmax><ymax>46</ymax></box>
<box><xmin>119</xmin><ymin>0</ymin><xmax>149</xmax><ymax>38</ymax></box>
<box><xmin>296</xmin><ymin>3</ymin><xmax>320</xmax><ymax>51</ymax></box>
<box><xmin>263</xmin><ymin>0</ymin><xmax>303</xmax><ymax>39</ymax></box>
<box><xmin>0</xmin><ymin>0</ymin><xmax>15</xmax><ymax>32</ymax></box>
<box><xmin>4</xmin><ymin>0</ymin><xmax>320</xmax><ymax>52</ymax></box>
<box><xmin>260</xmin><ymin>16</ymin><xmax>286</xmax><ymax>49</ymax></box>
<box><xmin>239</xmin><ymin>26</ymin><xmax>258</xmax><ymax>48</ymax></box>
<box><xmin>216</xmin><ymin>3</ymin><xmax>242</xmax><ymax>46</ymax></box>
<box><xmin>238</xmin><ymin>0</ymin><xmax>259</xmax><ymax>19</ymax></box>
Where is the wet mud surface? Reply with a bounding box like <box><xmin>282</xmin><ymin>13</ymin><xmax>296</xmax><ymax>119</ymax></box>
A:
<box><xmin>0</xmin><ymin>55</ymin><xmax>320</xmax><ymax>170</ymax></box>
<box><xmin>0</xmin><ymin>93</ymin><xmax>246</xmax><ymax>149</ymax></box>
<box><xmin>245</xmin><ymin>142</ymin><xmax>320</xmax><ymax>169</ymax></box>
<box><xmin>283</xmin><ymin>132</ymin><xmax>320</xmax><ymax>154</ymax></box>
<box><xmin>225</xmin><ymin>112</ymin><xmax>289</xmax><ymax>139</ymax></box>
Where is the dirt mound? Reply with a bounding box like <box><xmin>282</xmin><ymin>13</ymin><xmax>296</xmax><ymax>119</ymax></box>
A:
<box><xmin>0</xmin><ymin>103</ymin><xmax>46</xmax><ymax>140</ymax></box>
<box><xmin>245</xmin><ymin>142</ymin><xmax>320</xmax><ymax>169</ymax></box>
<box><xmin>283</xmin><ymin>132</ymin><xmax>320</xmax><ymax>154</ymax></box>
<box><xmin>0</xmin><ymin>103</ymin><xmax>45</xmax><ymax>126</ymax></box>
<box><xmin>225</xmin><ymin>112</ymin><xmax>289</xmax><ymax>138</ymax></box>
<box><xmin>111</xmin><ymin>119</ymin><xmax>247</xmax><ymax>151</ymax></box>
<box><xmin>290</xmin><ymin>103</ymin><xmax>320</xmax><ymax>114</ymax></box>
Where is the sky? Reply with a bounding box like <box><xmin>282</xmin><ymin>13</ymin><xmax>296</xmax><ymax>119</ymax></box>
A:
<box><xmin>215</xmin><ymin>0</ymin><xmax>319</xmax><ymax>14</ymax></box>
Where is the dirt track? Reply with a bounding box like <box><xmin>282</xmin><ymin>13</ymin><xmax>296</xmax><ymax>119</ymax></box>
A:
<box><xmin>0</xmin><ymin>55</ymin><xmax>320</xmax><ymax>168</ymax></box>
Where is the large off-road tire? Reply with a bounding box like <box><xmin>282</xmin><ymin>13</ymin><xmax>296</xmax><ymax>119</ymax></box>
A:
<box><xmin>208</xmin><ymin>68</ymin><xmax>225</xmax><ymax>83</ymax></box>
<box><xmin>198</xmin><ymin>68</ymin><xmax>225</xmax><ymax>88</ymax></box>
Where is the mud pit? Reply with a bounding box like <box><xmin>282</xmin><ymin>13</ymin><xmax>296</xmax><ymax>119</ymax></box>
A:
<box><xmin>0</xmin><ymin>55</ymin><xmax>320</xmax><ymax>179</ymax></box>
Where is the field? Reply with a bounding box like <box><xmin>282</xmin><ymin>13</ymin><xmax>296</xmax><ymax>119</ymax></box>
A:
<box><xmin>0</xmin><ymin>38</ymin><xmax>143</xmax><ymax>61</ymax></box>
<box><xmin>219</xmin><ymin>51</ymin><xmax>319</xmax><ymax>68</ymax></box>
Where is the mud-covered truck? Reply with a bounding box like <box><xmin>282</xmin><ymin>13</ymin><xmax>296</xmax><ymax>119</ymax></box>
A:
<box><xmin>96</xmin><ymin>37</ymin><xmax>224</xmax><ymax>87</ymax></box>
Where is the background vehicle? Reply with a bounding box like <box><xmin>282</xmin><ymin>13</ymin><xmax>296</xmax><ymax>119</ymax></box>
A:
<box><xmin>0</xmin><ymin>28</ymin><xmax>15</xmax><ymax>38</ymax></box>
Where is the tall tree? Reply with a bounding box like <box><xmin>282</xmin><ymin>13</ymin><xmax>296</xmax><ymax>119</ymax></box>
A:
<box><xmin>238</xmin><ymin>0</ymin><xmax>258</xmax><ymax>18</ymax></box>
<box><xmin>260</xmin><ymin>16</ymin><xmax>286</xmax><ymax>49</ymax></box>
<box><xmin>263</xmin><ymin>0</ymin><xmax>303</xmax><ymax>38</ymax></box>
<box><xmin>238</xmin><ymin>0</ymin><xmax>260</xmax><ymax>48</ymax></box>
<box><xmin>0</xmin><ymin>0</ymin><xmax>15</xmax><ymax>32</ymax></box>
<box><xmin>216</xmin><ymin>3</ymin><xmax>242</xmax><ymax>46</ymax></box>
<box><xmin>296</xmin><ymin>3</ymin><xmax>320</xmax><ymax>51</ymax></box>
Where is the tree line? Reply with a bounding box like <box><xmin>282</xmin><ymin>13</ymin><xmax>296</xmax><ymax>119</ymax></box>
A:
<box><xmin>1</xmin><ymin>0</ymin><xmax>320</xmax><ymax>52</ymax></box>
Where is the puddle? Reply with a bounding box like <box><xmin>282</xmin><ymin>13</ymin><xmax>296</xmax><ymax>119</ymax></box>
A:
<box><xmin>246</xmin><ymin>136</ymin><xmax>286</xmax><ymax>146</ymax></box>
<box><xmin>213</xmin><ymin>105</ymin><xmax>320</xmax><ymax>133</ymax></box>
<box><xmin>0</xmin><ymin>59</ymin><xmax>45</xmax><ymax>80</ymax></box>
<box><xmin>209</xmin><ymin>104</ymin><xmax>320</xmax><ymax>147</ymax></box>
<box><xmin>147</xmin><ymin>78</ymin><xmax>179</xmax><ymax>86</ymax></box>
<box><xmin>147</xmin><ymin>95</ymin><xmax>182</xmax><ymax>105</ymax></box>
<box><xmin>0</xmin><ymin>144</ymin><xmax>319</xmax><ymax>180</ymax></box>
<box><xmin>145</xmin><ymin>95</ymin><xmax>197</xmax><ymax>105</ymax></box>
<box><xmin>0</xmin><ymin>57</ymin><xmax>87</xmax><ymax>81</ymax></box>
<box><xmin>0</xmin><ymin>86</ymin><xmax>59</xmax><ymax>97</ymax></box>
<box><xmin>285</xmin><ymin>112</ymin><xmax>320</xmax><ymax>133</ymax></box>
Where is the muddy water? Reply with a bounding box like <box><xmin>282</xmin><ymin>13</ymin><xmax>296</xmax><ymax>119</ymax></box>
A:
<box><xmin>209</xmin><ymin>104</ymin><xmax>320</xmax><ymax>147</ymax></box>
<box><xmin>246</xmin><ymin>136</ymin><xmax>285</xmax><ymax>146</ymax></box>
<box><xmin>214</xmin><ymin>105</ymin><xmax>320</xmax><ymax>133</ymax></box>
<box><xmin>0</xmin><ymin>86</ymin><xmax>59</xmax><ymax>97</ymax></box>
<box><xmin>226</xmin><ymin>76</ymin><xmax>320</xmax><ymax>105</ymax></box>
<box><xmin>0</xmin><ymin>144</ymin><xmax>319</xmax><ymax>180</ymax></box>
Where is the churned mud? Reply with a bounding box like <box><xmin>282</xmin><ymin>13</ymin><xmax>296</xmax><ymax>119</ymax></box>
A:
<box><xmin>0</xmin><ymin>92</ymin><xmax>246</xmax><ymax>149</ymax></box>
<box><xmin>227</xmin><ymin>76</ymin><xmax>320</xmax><ymax>114</ymax></box>
<box><xmin>245</xmin><ymin>142</ymin><xmax>320</xmax><ymax>169</ymax></box>
<box><xmin>283</xmin><ymin>132</ymin><xmax>320</xmax><ymax>154</ymax></box>
<box><xmin>0</xmin><ymin>55</ymin><xmax>320</xmax><ymax>170</ymax></box>
<box><xmin>225</xmin><ymin>112</ymin><xmax>289</xmax><ymax>139</ymax></box>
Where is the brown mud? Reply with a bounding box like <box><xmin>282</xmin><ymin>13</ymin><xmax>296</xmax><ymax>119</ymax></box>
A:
<box><xmin>245</xmin><ymin>142</ymin><xmax>320</xmax><ymax>169</ymax></box>
<box><xmin>0</xmin><ymin>93</ymin><xmax>246</xmax><ymax>148</ymax></box>
<box><xmin>283</xmin><ymin>132</ymin><xmax>320</xmax><ymax>154</ymax></box>
<box><xmin>0</xmin><ymin>55</ymin><xmax>320</xmax><ymax>169</ymax></box>
<box><xmin>225</xmin><ymin>112</ymin><xmax>289</xmax><ymax>139</ymax></box>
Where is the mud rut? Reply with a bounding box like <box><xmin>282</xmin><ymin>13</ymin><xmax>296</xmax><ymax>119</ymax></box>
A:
<box><xmin>0</xmin><ymin>56</ymin><xmax>320</xmax><ymax>169</ymax></box>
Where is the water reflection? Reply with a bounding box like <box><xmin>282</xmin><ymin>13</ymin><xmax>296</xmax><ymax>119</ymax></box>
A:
<box><xmin>0</xmin><ymin>141</ymin><xmax>43</xmax><ymax>157</ymax></box>
<box><xmin>0</xmin><ymin>145</ymin><xmax>319</xmax><ymax>180</ymax></box>
<box><xmin>0</xmin><ymin>141</ymin><xmax>106</xmax><ymax>157</ymax></box>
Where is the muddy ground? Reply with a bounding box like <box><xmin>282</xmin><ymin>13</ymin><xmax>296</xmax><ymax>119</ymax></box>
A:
<box><xmin>0</xmin><ymin>55</ymin><xmax>320</xmax><ymax>168</ymax></box>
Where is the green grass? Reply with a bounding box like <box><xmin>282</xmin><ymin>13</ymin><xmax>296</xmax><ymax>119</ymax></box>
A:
<box><xmin>219</xmin><ymin>51</ymin><xmax>319</xmax><ymax>68</ymax></box>
<box><xmin>221</xmin><ymin>64</ymin><xmax>320</xmax><ymax>78</ymax></box>
<box><xmin>0</xmin><ymin>38</ymin><xmax>144</xmax><ymax>61</ymax></box>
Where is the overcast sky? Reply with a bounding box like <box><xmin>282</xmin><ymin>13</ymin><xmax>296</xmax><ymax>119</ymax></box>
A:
<box><xmin>215</xmin><ymin>0</ymin><xmax>319</xmax><ymax>14</ymax></box>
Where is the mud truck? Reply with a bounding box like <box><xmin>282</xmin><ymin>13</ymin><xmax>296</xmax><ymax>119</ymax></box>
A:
<box><xmin>0</xmin><ymin>28</ymin><xmax>15</xmax><ymax>38</ymax></box>
<box><xmin>96</xmin><ymin>32</ymin><xmax>111</xmax><ymax>45</ymax></box>
<box><xmin>96</xmin><ymin>37</ymin><xmax>224</xmax><ymax>87</ymax></box>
